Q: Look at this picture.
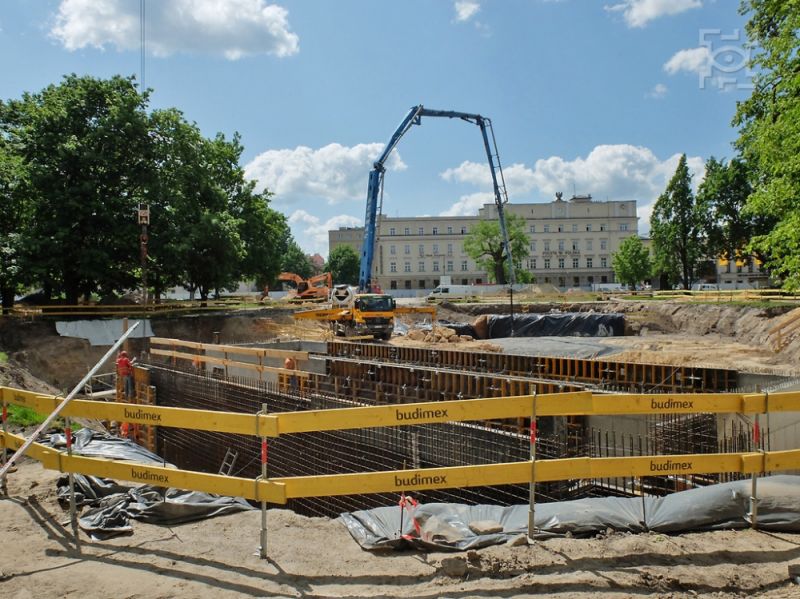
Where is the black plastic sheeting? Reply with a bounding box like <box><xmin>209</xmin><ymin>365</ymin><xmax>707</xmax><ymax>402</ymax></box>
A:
<box><xmin>443</xmin><ymin>312</ymin><xmax>625</xmax><ymax>339</ymax></box>
<box><xmin>340</xmin><ymin>476</ymin><xmax>800</xmax><ymax>551</ymax></box>
<box><xmin>45</xmin><ymin>430</ymin><xmax>253</xmax><ymax>540</ymax></box>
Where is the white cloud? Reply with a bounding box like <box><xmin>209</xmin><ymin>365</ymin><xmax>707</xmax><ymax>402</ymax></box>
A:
<box><xmin>605</xmin><ymin>0</ymin><xmax>701</xmax><ymax>28</ymax></box>
<box><xmin>288</xmin><ymin>210</ymin><xmax>362</xmax><ymax>257</ymax></box>
<box><xmin>244</xmin><ymin>143</ymin><xmax>406</xmax><ymax>206</ymax></box>
<box><xmin>454</xmin><ymin>1</ymin><xmax>480</xmax><ymax>22</ymax></box>
<box><xmin>439</xmin><ymin>144</ymin><xmax>705</xmax><ymax>234</ymax></box>
<box><xmin>663</xmin><ymin>46</ymin><xmax>712</xmax><ymax>76</ymax></box>
<box><xmin>50</xmin><ymin>0</ymin><xmax>299</xmax><ymax>60</ymax></box>
<box><xmin>646</xmin><ymin>83</ymin><xmax>668</xmax><ymax>98</ymax></box>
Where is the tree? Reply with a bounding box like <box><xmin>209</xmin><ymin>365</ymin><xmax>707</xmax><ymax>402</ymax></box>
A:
<box><xmin>650</xmin><ymin>155</ymin><xmax>702</xmax><ymax>289</ymax></box>
<box><xmin>325</xmin><ymin>245</ymin><xmax>360</xmax><ymax>285</ymax></box>
<box><xmin>0</xmin><ymin>127</ymin><xmax>30</xmax><ymax>313</ymax></box>
<box><xmin>733</xmin><ymin>0</ymin><xmax>800</xmax><ymax>288</ymax></box>
<box><xmin>280</xmin><ymin>239</ymin><xmax>313</xmax><ymax>279</ymax></box>
<box><xmin>5</xmin><ymin>74</ymin><xmax>151</xmax><ymax>304</ymax></box>
<box><xmin>612</xmin><ymin>236</ymin><xmax>652</xmax><ymax>289</ymax></box>
<box><xmin>696</xmin><ymin>157</ymin><xmax>756</xmax><ymax>262</ymax></box>
<box><xmin>463</xmin><ymin>213</ymin><xmax>529</xmax><ymax>284</ymax></box>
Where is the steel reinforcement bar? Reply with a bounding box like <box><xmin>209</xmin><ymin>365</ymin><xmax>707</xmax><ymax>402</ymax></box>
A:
<box><xmin>324</xmin><ymin>341</ymin><xmax>738</xmax><ymax>392</ymax></box>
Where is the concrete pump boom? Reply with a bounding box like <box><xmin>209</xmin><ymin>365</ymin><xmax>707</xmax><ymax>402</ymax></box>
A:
<box><xmin>358</xmin><ymin>105</ymin><xmax>515</xmax><ymax>292</ymax></box>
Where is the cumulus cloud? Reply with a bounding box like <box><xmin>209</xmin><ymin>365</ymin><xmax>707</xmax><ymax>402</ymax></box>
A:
<box><xmin>439</xmin><ymin>144</ymin><xmax>705</xmax><ymax>233</ymax></box>
<box><xmin>646</xmin><ymin>83</ymin><xmax>668</xmax><ymax>98</ymax></box>
<box><xmin>663</xmin><ymin>46</ymin><xmax>712</xmax><ymax>76</ymax></box>
<box><xmin>50</xmin><ymin>0</ymin><xmax>299</xmax><ymax>59</ymax></box>
<box><xmin>454</xmin><ymin>1</ymin><xmax>480</xmax><ymax>22</ymax></box>
<box><xmin>288</xmin><ymin>210</ymin><xmax>362</xmax><ymax>256</ymax></box>
<box><xmin>244</xmin><ymin>143</ymin><xmax>406</xmax><ymax>206</ymax></box>
<box><xmin>605</xmin><ymin>0</ymin><xmax>701</xmax><ymax>28</ymax></box>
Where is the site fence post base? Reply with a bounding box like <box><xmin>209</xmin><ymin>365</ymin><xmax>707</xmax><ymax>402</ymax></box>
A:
<box><xmin>527</xmin><ymin>386</ymin><xmax>537</xmax><ymax>543</ymax></box>
<box><xmin>259</xmin><ymin>402</ymin><xmax>268</xmax><ymax>559</ymax></box>
<box><xmin>66</xmin><ymin>417</ymin><xmax>81</xmax><ymax>553</ymax></box>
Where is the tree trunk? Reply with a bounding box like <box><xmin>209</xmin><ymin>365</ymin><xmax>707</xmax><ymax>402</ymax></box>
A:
<box><xmin>1</xmin><ymin>287</ymin><xmax>14</xmax><ymax>315</ymax></box>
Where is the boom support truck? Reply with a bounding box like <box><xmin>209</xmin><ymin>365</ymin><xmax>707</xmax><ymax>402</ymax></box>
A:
<box><xmin>358</xmin><ymin>104</ymin><xmax>515</xmax><ymax>293</ymax></box>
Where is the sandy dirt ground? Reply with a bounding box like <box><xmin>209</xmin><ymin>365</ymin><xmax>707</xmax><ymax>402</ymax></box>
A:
<box><xmin>1</xmin><ymin>461</ymin><xmax>800</xmax><ymax>599</ymax></box>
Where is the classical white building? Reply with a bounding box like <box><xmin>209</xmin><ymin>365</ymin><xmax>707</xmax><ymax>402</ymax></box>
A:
<box><xmin>329</xmin><ymin>193</ymin><xmax>639</xmax><ymax>291</ymax></box>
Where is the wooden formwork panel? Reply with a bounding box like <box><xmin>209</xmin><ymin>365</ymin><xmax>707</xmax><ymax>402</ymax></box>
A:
<box><xmin>325</xmin><ymin>341</ymin><xmax>738</xmax><ymax>393</ymax></box>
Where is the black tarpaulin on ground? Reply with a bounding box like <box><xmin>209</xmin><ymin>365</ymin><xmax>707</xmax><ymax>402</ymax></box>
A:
<box><xmin>340</xmin><ymin>476</ymin><xmax>800</xmax><ymax>551</ymax></box>
<box><xmin>486</xmin><ymin>312</ymin><xmax>625</xmax><ymax>338</ymax></box>
<box><xmin>438</xmin><ymin>312</ymin><xmax>625</xmax><ymax>339</ymax></box>
<box><xmin>46</xmin><ymin>430</ymin><xmax>253</xmax><ymax>539</ymax></box>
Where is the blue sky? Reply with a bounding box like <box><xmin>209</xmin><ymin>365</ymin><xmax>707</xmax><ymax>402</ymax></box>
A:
<box><xmin>0</xmin><ymin>0</ymin><xmax>754</xmax><ymax>256</ymax></box>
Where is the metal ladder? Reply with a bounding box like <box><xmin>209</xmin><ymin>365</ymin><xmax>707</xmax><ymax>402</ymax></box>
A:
<box><xmin>218</xmin><ymin>448</ymin><xmax>239</xmax><ymax>476</ymax></box>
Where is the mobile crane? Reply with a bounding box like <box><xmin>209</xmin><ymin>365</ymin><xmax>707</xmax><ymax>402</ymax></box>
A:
<box><xmin>358</xmin><ymin>105</ymin><xmax>515</xmax><ymax>292</ymax></box>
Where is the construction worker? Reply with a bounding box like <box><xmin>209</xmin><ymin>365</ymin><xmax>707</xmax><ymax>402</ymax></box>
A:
<box><xmin>116</xmin><ymin>350</ymin><xmax>136</xmax><ymax>399</ymax></box>
<box><xmin>284</xmin><ymin>356</ymin><xmax>298</xmax><ymax>392</ymax></box>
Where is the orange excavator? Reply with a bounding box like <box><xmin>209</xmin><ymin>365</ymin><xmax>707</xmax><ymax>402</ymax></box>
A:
<box><xmin>278</xmin><ymin>272</ymin><xmax>332</xmax><ymax>303</ymax></box>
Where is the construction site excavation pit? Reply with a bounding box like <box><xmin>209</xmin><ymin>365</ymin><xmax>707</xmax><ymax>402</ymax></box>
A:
<box><xmin>133</xmin><ymin>334</ymin><xmax>797</xmax><ymax>520</ymax></box>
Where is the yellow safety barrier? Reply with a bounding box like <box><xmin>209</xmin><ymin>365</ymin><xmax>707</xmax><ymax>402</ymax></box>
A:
<box><xmin>3</xmin><ymin>383</ymin><xmax>800</xmax><ymax>502</ymax></box>
<box><xmin>149</xmin><ymin>348</ymin><xmax>311</xmax><ymax>379</ymax></box>
<box><xmin>4</xmin><ymin>386</ymin><xmax>800</xmax><ymax>437</ymax></box>
<box><xmin>1</xmin><ymin>431</ymin><xmax>285</xmax><ymax>503</ymax></box>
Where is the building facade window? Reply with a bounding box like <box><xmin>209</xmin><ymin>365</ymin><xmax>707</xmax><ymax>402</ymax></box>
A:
<box><xmin>418</xmin><ymin>261</ymin><xmax>425</xmax><ymax>272</ymax></box>
<box><xmin>544</xmin><ymin>240</ymin><xmax>550</xmax><ymax>251</ymax></box>
<box><xmin>390</xmin><ymin>262</ymin><xmax>397</xmax><ymax>272</ymax></box>
<box><xmin>586</xmin><ymin>239</ymin><xmax>593</xmax><ymax>251</ymax></box>
<box><xmin>572</xmin><ymin>257</ymin><xmax>579</xmax><ymax>268</ymax></box>
<box><xmin>447</xmin><ymin>261</ymin><xmax>454</xmax><ymax>272</ymax></box>
<box><xmin>571</xmin><ymin>240</ymin><xmax>579</xmax><ymax>251</ymax></box>
<box><xmin>447</xmin><ymin>226</ymin><xmax>453</xmax><ymax>234</ymax></box>
<box><xmin>461</xmin><ymin>226</ymin><xmax>467</xmax><ymax>234</ymax></box>
<box><xmin>531</xmin><ymin>257</ymin><xmax>537</xmax><ymax>269</ymax></box>
<box><xmin>529</xmin><ymin>224</ymin><xmax>536</xmax><ymax>233</ymax></box>
<box><xmin>418</xmin><ymin>226</ymin><xmax>424</xmax><ymax>235</ymax></box>
<box><xmin>404</xmin><ymin>227</ymin><xmax>410</xmax><ymax>235</ymax></box>
<box><xmin>461</xmin><ymin>260</ymin><xmax>468</xmax><ymax>271</ymax></box>
<box><xmin>600</xmin><ymin>224</ymin><xmax>607</xmax><ymax>232</ymax></box>
<box><xmin>585</xmin><ymin>224</ymin><xmax>592</xmax><ymax>232</ymax></box>
<box><xmin>389</xmin><ymin>227</ymin><xmax>396</xmax><ymax>235</ymax></box>
<box><xmin>418</xmin><ymin>244</ymin><xmax>424</xmax><ymax>256</ymax></box>
<box><xmin>433</xmin><ymin>261</ymin><xmax>440</xmax><ymax>272</ymax></box>
<box><xmin>572</xmin><ymin>224</ymin><xmax>578</xmax><ymax>232</ymax></box>
<box><xmin>432</xmin><ymin>227</ymin><xmax>438</xmax><ymax>235</ymax></box>
<box><xmin>543</xmin><ymin>224</ymin><xmax>550</xmax><ymax>233</ymax></box>
<box><xmin>530</xmin><ymin>240</ymin><xmax>537</xmax><ymax>252</ymax></box>
<box><xmin>600</xmin><ymin>257</ymin><xmax>608</xmax><ymax>268</ymax></box>
<box><xmin>447</xmin><ymin>243</ymin><xmax>453</xmax><ymax>256</ymax></box>
<box><xmin>432</xmin><ymin>243</ymin><xmax>439</xmax><ymax>254</ymax></box>
<box><xmin>390</xmin><ymin>245</ymin><xmax>396</xmax><ymax>255</ymax></box>
<box><xmin>404</xmin><ymin>244</ymin><xmax>410</xmax><ymax>254</ymax></box>
<box><xmin>586</xmin><ymin>257</ymin><xmax>593</xmax><ymax>268</ymax></box>
<box><xmin>404</xmin><ymin>262</ymin><xmax>411</xmax><ymax>272</ymax></box>
<box><xmin>620</xmin><ymin>223</ymin><xmax>628</xmax><ymax>231</ymax></box>
<box><xmin>557</xmin><ymin>224</ymin><xmax>563</xmax><ymax>232</ymax></box>
<box><xmin>544</xmin><ymin>259</ymin><xmax>551</xmax><ymax>269</ymax></box>
<box><xmin>600</xmin><ymin>239</ymin><xmax>607</xmax><ymax>250</ymax></box>
<box><xmin>558</xmin><ymin>258</ymin><xmax>565</xmax><ymax>269</ymax></box>
<box><xmin>558</xmin><ymin>240</ymin><xmax>565</xmax><ymax>251</ymax></box>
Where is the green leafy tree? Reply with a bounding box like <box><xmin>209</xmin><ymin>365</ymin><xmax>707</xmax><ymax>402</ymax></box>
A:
<box><xmin>280</xmin><ymin>239</ymin><xmax>314</xmax><ymax>279</ymax></box>
<box><xmin>734</xmin><ymin>0</ymin><xmax>800</xmax><ymax>288</ymax></box>
<box><xmin>5</xmin><ymin>74</ymin><xmax>150</xmax><ymax>304</ymax></box>
<box><xmin>651</xmin><ymin>155</ymin><xmax>702</xmax><ymax>289</ymax></box>
<box><xmin>696</xmin><ymin>157</ymin><xmax>752</xmax><ymax>261</ymax></box>
<box><xmin>0</xmin><ymin>127</ymin><xmax>30</xmax><ymax>313</ymax></box>
<box><xmin>463</xmin><ymin>213</ymin><xmax>529</xmax><ymax>284</ymax></box>
<box><xmin>325</xmin><ymin>245</ymin><xmax>360</xmax><ymax>285</ymax></box>
<box><xmin>612</xmin><ymin>236</ymin><xmax>652</xmax><ymax>289</ymax></box>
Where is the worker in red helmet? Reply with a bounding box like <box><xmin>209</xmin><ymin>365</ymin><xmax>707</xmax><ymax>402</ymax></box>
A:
<box><xmin>116</xmin><ymin>350</ymin><xmax>136</xmax><ymax>400</ymax></box>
